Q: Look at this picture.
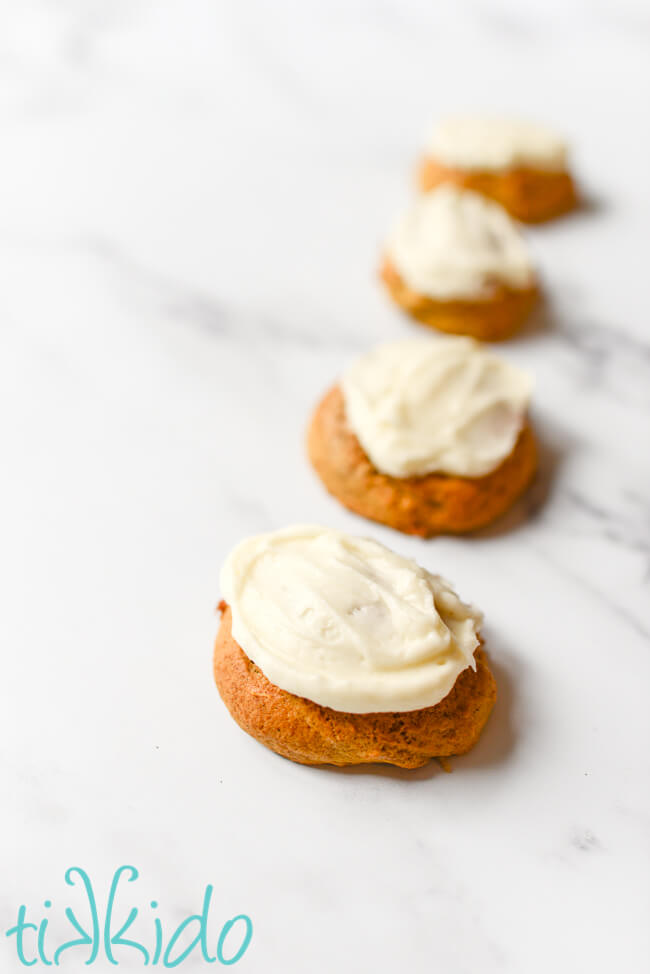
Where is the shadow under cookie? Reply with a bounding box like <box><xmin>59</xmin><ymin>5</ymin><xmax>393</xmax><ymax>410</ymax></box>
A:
<box><xmin>214</xmin><ymin>604</ymin><xmax>497</xmax><ymax>769</ymax></box>
<box><xmin>307</xmin><ymin>385</ymin><xmax>538</xmax><ymax>537</ymax></box>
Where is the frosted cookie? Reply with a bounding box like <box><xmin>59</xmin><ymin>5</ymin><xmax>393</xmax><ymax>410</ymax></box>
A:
<box><xmin>381</xmin><ymin>185</ymin><xmax>538</xmax><ymax>340</ymax></box>
<box><xmin>418</xmin><ymin>117</ymin><xmax>577</xmax><ymax>223</ymax></box>
<box><xmin>215</xmin><ymin>526</ymin><xmax>496</xmax><ymax>768</ymax></box>
<box><xmin>308</xmin><ymin>337</ymin><xmax>537</xmax><ymax>536</ymax></box>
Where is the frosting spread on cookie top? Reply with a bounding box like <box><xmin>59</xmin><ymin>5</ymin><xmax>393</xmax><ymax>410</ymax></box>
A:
<box><xmin>427</xmin><ymin>116</ymin><xmax>567</xmax><ymax>172</ymax></box>
<box><xmin>341</xmin><ymin>337</ymin><xmax>532</xmax><ymax>478</ymax></box>
<box><xmin>386</xmin><ymin>185</ymin><xmax>535</xmax><ymax>300</ymax></box>
<box><xmin>220</xmin><ymin>525</ymin><xmax>482</xmax><ymax>714</ymax></box>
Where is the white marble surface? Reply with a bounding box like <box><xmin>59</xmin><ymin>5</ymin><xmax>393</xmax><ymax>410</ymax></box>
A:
<box><xmin>2</xmin><ymin>1</ymin><xmax>650</xmax><ymax>971</ymax></box>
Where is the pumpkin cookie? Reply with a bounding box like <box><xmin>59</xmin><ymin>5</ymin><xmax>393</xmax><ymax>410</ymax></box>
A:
<box><xmin>308</xmin><ymin>338</ymin><xmax>537</xmax><ymax>536</ymax></box>
<box><xmin>215</xmin><ymin>526</ymin><xmax>496</xmax><ymax>768</ymax></box>
<box><xmin>419</xmin><ymin>117</ymin><xmax>577</xmax><ymax>223</ymax></box>
<box><xmin>381</xmin><ymin>185</ymin><xmax>538</xmax><ymax>340</ymax></box>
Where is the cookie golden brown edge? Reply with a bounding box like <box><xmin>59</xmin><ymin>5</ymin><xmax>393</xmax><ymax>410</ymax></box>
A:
<box><xmin>214</xmin><ymin>603</ymin><xmax>496</xmax><ymax>769</ymax></box>
<box><xmin>381</xmin><ymin>256</ymin><xmax>539</xmax><ymax>341</ymax></box>
<box><xmin>418</xmin><ymin>158</ymin><xmax>577</xmax><ymax>224</ymax></box>
<box><xmin>307</xmin><ymin>385</ymin><xmax>537</xmax><ymax>537</ymax></box>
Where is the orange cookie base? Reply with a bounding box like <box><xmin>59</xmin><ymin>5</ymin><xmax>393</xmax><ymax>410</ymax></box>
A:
<box><xmin>380</xmin><ymin>258</ymin><xmax>537</xmax><ymax>341</ymax></box>
<box><xmin>214</xmin><ymin>604</ymin><xmax>496</xmax><ymax>769</ymax></box>
<box><xmin>307</xmin><ymin>385</ymin><xmax>537</xmax><ymax>537</ymax></box>
<box><xmin>418</xmin><ymin>157</ymin><xmax>577</xmax><ymax>223</ymax></box>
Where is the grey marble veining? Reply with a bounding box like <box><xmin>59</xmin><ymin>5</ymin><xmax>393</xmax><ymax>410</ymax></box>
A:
<box><xmin>1</xmin><ymin>2</ymin><xmax>649</xmax><ymax>972</ymax></box>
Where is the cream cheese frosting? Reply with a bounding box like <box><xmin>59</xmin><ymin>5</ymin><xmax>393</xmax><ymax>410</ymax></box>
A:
<box><xmin>341</xmin><ymin>337</ymin><xmax>532</xmax><ymax>478</ymax></box>
<box><xmin>220</xmin><ymin>525</ymin><xmax>482</xmax><ymax>714</ymax></box>
<box><xmin>386</xmin><ymin>184</ymin><xmax>535</xmax><ymax>300</ymax></box>
<box><xmin>427</xmin><ymin>116</ymin><xmax>568</xmax><ymax>172</ymax></box>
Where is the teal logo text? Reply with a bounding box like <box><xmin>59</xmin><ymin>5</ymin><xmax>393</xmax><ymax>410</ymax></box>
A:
<box><xmin>5</xmin><ymin>866</ymin><xmax>253</xmax><ymax>967</ymax></box>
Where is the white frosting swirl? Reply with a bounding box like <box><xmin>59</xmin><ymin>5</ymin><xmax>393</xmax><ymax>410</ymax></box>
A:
<box><xmin>341</xmin><ymin>337</ymin><xmax>532</xmax><ymax>478</ymax></box>
<box><xmin>387</xmin><ymin>185</ymin><xmax>535</xmax><ymax>300</ymax></box>
<box><xmin>220</xmin><ymin>525</ymin><xmax>482</xmax><ymax>714</ymax></box>
<box><xmin>428</xmin><ymin>116</ymin><xmax>567</xmax><ymax>172</ymax></box>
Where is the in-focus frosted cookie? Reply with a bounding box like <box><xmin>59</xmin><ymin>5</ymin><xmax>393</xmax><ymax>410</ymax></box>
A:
<box><xmin>418</xmin><ymin>117</ymin><xmax>577</xmax><ymax>223</ymax></box>
<box><xmin>308</xmin><ymin>337</ymin><xmax>537</xmax><ymax>536</ymax></box>
<box><xmin>215</xmin><ymin>525</ymin><xmax>496</xmax><ymax>768</ymax></box>
<box><xmin>381</xmin><ymin>185</ymin><xmax>538</xmax><ymax>340</ymax></box>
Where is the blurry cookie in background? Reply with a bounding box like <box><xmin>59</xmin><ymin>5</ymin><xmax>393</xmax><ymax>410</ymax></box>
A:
<box><xmin>381</xmin><ymin>185</ymin><xmax>538</xmax><ymax>340</ymax></box>
<box><xmin>308</xmin><ymin>337</ymin><xmax>537</xmax><ymax>536</ymax></box>
<box><xmin>215</xmin><ymin>525</ymin><xmax>496</xmax><ymax>769</ymax></box>
<box><xmin>419</xmin><ymin>116</ymin><xmax>577</xmax><ymax>223</ymax></box>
